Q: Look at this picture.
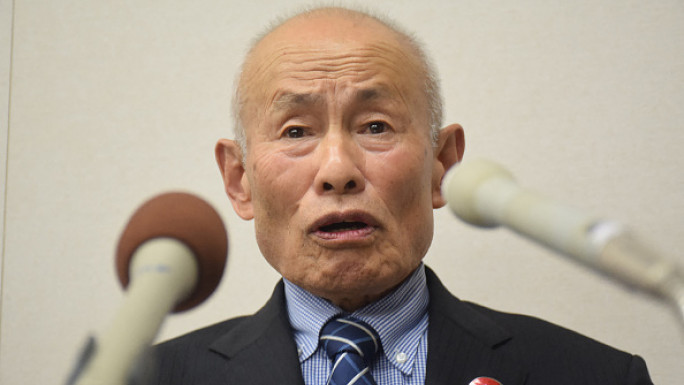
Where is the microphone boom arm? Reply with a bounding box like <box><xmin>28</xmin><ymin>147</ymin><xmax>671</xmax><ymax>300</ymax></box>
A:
<box><xmin>443</xmin><ymin>158</ymin><xmax>684</xmax><ymax>329</ymax></box>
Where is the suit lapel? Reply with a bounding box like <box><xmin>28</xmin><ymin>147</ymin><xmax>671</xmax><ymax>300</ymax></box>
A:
<box><xmin>207</xmin><ymin>281</ymin><xmax>305</xmax><ymax>385</ymax></box>
<box><xmin>424</xmin><ymin>268</ymin><xmax>528</xmax><ymax>385</ymax></box>
<box><xmin>197</xmin><ymin>269</ymin><xmax>528</xmax><ymax>385</ymax></box>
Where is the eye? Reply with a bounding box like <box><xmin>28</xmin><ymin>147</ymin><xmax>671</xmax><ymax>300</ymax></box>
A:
<box><xmin>366</xmin><ymin>121</ymin><xmax>388</xmax><ymax>134</ymax></box>
<box><xmin>284</xmin><ymin>126</ymin><xmax>306</xmax><ymax>138</ymax></box>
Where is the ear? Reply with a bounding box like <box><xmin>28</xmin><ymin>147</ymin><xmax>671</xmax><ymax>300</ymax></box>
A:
<box><xmin>432</xmin><ymin>123</ymin><xmax>465</xmax><ymax>208</ymax></box>
<box><xmin>215</xmin><ymin>139</ymin><xmax>254</xmax><ymax>220</ymax></box>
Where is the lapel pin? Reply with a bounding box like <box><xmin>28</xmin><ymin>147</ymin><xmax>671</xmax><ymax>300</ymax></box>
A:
<box><xmin>469</xmin><ymin>377</ymin><xmax>502</xmax><ymax>385</ymax></box>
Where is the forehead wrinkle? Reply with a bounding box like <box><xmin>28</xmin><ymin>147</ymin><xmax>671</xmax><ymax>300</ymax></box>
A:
<box><xmin>242</xmin><ymin>36</ymin><xmax>429</xmax><ymax>130</ymax></box>
<box><xmin>252</xmin><ymin>42</ymin><xmax>418</xmax><ymax>82</ymax></box>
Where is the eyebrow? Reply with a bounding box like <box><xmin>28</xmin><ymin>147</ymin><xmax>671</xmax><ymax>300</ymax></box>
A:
<box><xmin>355</xmin><ymin>86</ymin><xmax>392</xmax><ymax>102</ymax></box>
<box><xmin>272</xmin><ymin>92</ymin><xmax>323</xmax><ymax>111</ymax></box>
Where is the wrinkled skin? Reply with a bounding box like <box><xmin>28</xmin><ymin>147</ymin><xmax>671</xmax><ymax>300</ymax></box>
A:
<box><xmin>216</xmin><ymin>11</ymin><xmax>464</xmax><ymax>311</ymax></box>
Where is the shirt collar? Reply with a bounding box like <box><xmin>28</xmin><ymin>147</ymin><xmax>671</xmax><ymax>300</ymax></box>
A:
<box><xmin>284</xmin><ymin>263</ymin><xmax>429</xmax><ymax>375</ymax></box>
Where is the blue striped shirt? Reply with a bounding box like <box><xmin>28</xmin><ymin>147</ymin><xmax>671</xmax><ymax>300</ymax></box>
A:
<box><xmin>283</xmin><ymin>264</ymin><xmax>429</xmax><ymax>385</ymax></box>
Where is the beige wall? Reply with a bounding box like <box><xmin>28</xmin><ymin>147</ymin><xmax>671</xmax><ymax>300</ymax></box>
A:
<box><xmin>1</xmin><ymin>0</ymin><xmax>12</xmax><ymax>296</ymax></box>
<box><xmin>1</xmin><ymin>1</ymin><xmax>682</xmax><ymax>384</ymax></box>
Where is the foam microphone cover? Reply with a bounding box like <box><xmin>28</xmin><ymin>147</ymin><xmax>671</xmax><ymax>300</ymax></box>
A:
<box><xmin>115</xmin><ymin>192</ymin><xmax>228</xmax><ymax>312</ymax></box>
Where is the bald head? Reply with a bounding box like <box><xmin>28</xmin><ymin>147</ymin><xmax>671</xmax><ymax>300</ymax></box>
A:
<box><xmin>215</xmin><ymin>6</ymin><xmax>465</xmax><ymax>310</ymax></box>
<box><xmin>232</xmin><ymin>7</ymin><xmax>443</xmax><ymax>155</ymax></box>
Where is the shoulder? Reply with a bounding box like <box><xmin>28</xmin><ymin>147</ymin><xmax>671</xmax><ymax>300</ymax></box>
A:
<box><xmin>144</xmin><ymin>315</ymin><xmax>252</xmax><ymax>384</ymax></box>
<box><xmin>425</xmin><ymin>267</ymin><xmax>652</xmax><ymax>384</ymax></box>
<box><xmin>156</xmin><ymin>279</ymin><xmax>288</xmax><ymax>356</ymax></box>
<box><xmin>146</xmin><ymin>281</ymin><xmax>305</xmax><ymax>385</ymax></box>
<box><xmin>146</xmin><ymin>282</ymin><xmax>290</xmax><ymax>384</ymax></box>
<box><xmin>426</xmin><ymin>265</ymin><xmax>629</xmax><ymax>357</ymax></box>
<box><xmin>155</xmin><ymin>315</ymin><xmax>249</xmax><ymax>355</ymax></box>
<box><xmin>465</xmin><ymin>302</ymin><xmax>652</xmax><ymax>384</ymax></box>
<box><xmin>465</xmin><ymin>301</ymin><xmax>630</xmax><ymax>358</ymax></box>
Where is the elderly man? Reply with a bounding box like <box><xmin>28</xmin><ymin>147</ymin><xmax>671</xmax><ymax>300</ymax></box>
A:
<box><xmin>150</xmin><ymin>7</ymin><xmax>652</xmax><ymax>385</ymax></box>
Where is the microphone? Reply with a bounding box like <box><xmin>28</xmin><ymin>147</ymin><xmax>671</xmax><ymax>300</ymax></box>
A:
<box><xmin>442</xmin><ymin>158</ymin><xmax>684</xmax><ymax>325</ymax></box>
<box><xmin>66</xmin><ymin>192</ymin><xmax>228</xmax><ymax>385</ymax></box>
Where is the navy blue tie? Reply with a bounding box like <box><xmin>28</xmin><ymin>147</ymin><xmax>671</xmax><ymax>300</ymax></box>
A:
<box><xmin>320</xmin><ymin>316</ymin><xmax>381</xmax><ymax>385</ymax></box>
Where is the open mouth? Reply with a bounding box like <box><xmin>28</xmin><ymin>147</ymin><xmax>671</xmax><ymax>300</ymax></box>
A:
<box><xmin>318</xmin><ymin>221</ymin><xmax>369</xmax><ymax>233</ymax></box>
<box><xmin>311</xmin><ymin>212</ymin><xmax>378</xmax><ymax>241</ymax></box>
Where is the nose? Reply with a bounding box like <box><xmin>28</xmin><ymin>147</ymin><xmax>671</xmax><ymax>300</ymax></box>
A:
<box><xmin>314</xmin><ymin>133</ymin><xmax>365</xmax><ymax>195</ymax></box>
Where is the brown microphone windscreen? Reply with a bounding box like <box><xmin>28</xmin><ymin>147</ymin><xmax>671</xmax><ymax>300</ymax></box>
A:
<box><xmin>115</xmin><ymin>192</ymin><xmax>228</xmax><ymax>312</ymax></box>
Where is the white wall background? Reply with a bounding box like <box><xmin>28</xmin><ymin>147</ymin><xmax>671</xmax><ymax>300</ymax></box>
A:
<box><xmin>1</xmin><ymin>0</ymin><xmax>682</xmax><ymax>384</ymax></box>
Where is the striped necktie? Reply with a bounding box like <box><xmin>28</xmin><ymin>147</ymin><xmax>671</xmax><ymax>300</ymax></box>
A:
<box><xmin>320</xmin><ymin>316</ymin><xmax>381</xmax><ymax>385</ymax></box>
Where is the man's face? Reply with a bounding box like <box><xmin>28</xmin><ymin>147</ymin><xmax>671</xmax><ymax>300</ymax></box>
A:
<box><xmin>221</xmin><ymin>14</ymin><xmax>458</xmax><ymax>310</ymax></box>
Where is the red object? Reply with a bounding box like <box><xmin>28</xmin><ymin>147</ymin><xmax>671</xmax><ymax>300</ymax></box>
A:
<box><xmin>469</xmin><ymin>377</ymin><xmax>502</xmax><ymax>385</ymax></box>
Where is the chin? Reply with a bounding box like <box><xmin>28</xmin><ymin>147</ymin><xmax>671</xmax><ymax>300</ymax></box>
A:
<box><xmin>306</xmin><ymin>259</ymin><xmax>409</xmax><ymax>302</ymax></box>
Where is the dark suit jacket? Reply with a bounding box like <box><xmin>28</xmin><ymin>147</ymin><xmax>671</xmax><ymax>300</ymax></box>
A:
<box><xmin>147</xmin><ymin>267</ymin><xmax>653</xmax><ymax>384</ymax></box>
